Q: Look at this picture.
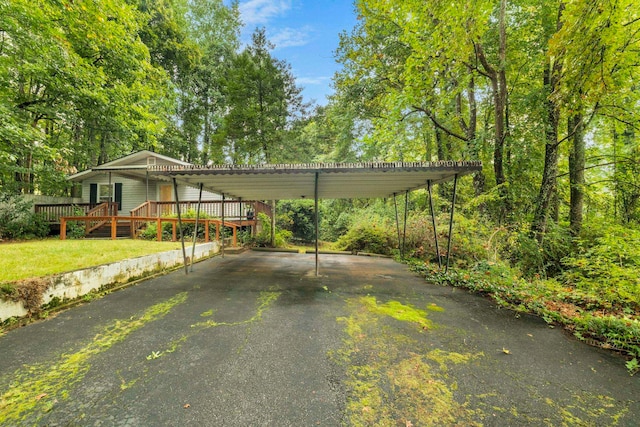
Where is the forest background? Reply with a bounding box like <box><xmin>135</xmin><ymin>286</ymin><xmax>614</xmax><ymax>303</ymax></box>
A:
<box><xmin>1</xmin><ymin>0</ymin><xmax>639</xmax><ymax>371</ymax></box>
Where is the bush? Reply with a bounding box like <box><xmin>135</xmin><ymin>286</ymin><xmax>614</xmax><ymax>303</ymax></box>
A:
<box><xmin>335</xmin><ymin>217</ymin><xmax>395</xmax><ymax>255</ymax></box>
<box><xmin>65</xmin><ymin>206</ymin><xmax>88</xmax><ymax>239</ymax></box>
<box><xmin>561</xmin><ymin>224</ymin><xmax>640</xmax><ymax>309</ymax></box>
<box><xmin>252</xmin><ymin>212</ymin><xmax>291</xmax><ymax>247</ymax></box>
<box><xmin>277</xmin><ymin>200</ymin><xmax>316</xmax><ymax>243</ymax></box>
<box><xmin>0</xmin><ymin>192</ymin><xmax>50</xmax><ymax>240</ymax></box>
<box><xmin>138</xmin><ymin>209</ymin><xmax>217</xmax><ymax>241</ymax></box>
<box><xmin>510</xmin><ymin>222</ymin><xmax>574</xmax><ymax>278</ymax></box>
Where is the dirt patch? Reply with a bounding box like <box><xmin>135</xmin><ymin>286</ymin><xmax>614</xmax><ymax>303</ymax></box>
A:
<box><xmin>7</xmin><ymin>278</ymin><xmax>51</xmax><ymax>316</ymax></box>
<box><xmin>544</xmin><ymin>300</ymin><xmax>582</xmax><ymax>319</ymax></box>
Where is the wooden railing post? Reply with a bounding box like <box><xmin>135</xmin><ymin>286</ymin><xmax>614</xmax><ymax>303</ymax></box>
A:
<box><xmin>157</xmin><ymin>218</ymin><xmax>162</xmax><ymax>242</ymax></box>
<box><xmin>60</xmin><ymin>218</ymin><xmax>67</xmax><ymax>240</ymax></box>
<box><xmin>111</xmin><ymin>217</ymin><xmax>117</xmax><ymax>240</ymax></box>
<box><xmin>172</xmin><ymin>221</ymin><xmax>177</xmax><ymax>242</ymax></box>
<box><xmin>205</xmin><ymin>220</ymin><xmax>210</xmax><ymax>242</ymax></box>
<box><xmin>232</xmin><ymin>226</ymin><xmax>237</xmax><ymax>246</ymax></box>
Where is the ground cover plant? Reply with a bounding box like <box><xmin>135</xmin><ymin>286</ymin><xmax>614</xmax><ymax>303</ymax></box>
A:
<box><xmin>311</xmin><ymin>198</ymin><xmax>640</xmax><ymax>375</ymax></box>
<box><xmin>403</xmin><ymin>215</ymin><xmax>640</xmax><ymax>375</ymax></box>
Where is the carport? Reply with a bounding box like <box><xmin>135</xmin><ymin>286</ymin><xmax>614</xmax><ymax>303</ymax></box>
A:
<box><xmin>150</xmin><ymin>161</ymin><xmax>482</xmax><ymax>275</ymax></box>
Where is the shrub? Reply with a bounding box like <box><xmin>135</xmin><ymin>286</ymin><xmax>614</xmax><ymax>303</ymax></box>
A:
<box><xmin>335</xmin><ymin>217</ymin><xmax>395</xmax><ymax>255</ymax></box>
<box><xmin>277</xmin><ymin>200</ymin><xmax>316</xmax><ymax>242</ymax></box>
<box><xmin>252</xmin><ymin>212</ymin><xmax>291</xmax><ymax>247</ymax></box>
<box><xmin>65</xmin><ymin>206</ymin><xmax>88</xmax><ymax>239</ymax></box>
<box><xmin>0</xmin><ymin>192</ymin><xmax>50</xmax><ymax>240</ymax></box>
<box><xmin>138</xmin><ymin>209</ymin><xmax>216</xmax><ymax>241</ymax></box>
<box><xmin>561</xmin><ymin>224</ymin><xmax>640</xmax><ymax>309</ymax></box>
<box><xmin>509</xmin><ymin>222</ymin><xmax>574</xmax><ymax>278</ymax></box>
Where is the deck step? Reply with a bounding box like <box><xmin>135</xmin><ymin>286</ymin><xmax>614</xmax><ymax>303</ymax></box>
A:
<box><xmin>87</xmin><ymin>224</ymin><xmax>133</xmax><ymax>238</ymax></box>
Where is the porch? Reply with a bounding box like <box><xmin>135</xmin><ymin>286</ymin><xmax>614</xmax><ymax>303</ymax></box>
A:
<box><xmin>35</xmin><ymin>199</ymin><xmax>272</xmax><ymax>240</ymax></box>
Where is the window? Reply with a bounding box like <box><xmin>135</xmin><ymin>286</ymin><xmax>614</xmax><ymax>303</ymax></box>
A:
<box><xmin>147</xmin><ymin>157</ymin><xmax>156</xmax><ymax>166</ymax></box>
<box><xmin>98</xmin><ymin>184</ymin><xmax>113</xmax><ymax>203</ymax></box>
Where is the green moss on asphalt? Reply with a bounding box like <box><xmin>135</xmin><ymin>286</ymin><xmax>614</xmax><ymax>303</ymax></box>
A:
<box><xmin>0</xmin><ymin>292</ymin><xmax>188</xmax><ymax>424</ymax></box>
<box><xmin>334</xmin><ymin>296</ymin><xmax>482</xmax><ymax>426</ymax></box>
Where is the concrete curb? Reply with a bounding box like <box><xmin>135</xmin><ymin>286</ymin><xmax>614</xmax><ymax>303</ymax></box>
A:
<box><xmin>0</xmin><ymin>241</ymin><xmax>220</xmax><ymax>323</ymax></box>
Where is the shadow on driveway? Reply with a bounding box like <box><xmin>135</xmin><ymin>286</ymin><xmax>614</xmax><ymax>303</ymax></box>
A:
<box><xmin>0</xmin><ymin>251</ymin><xmax>638</xmax><ymax>425</ymax></box>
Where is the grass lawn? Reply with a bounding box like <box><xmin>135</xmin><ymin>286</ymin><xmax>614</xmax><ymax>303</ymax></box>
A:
<box><xmin>0</xmin><ymin>239</ymin><xmax>184</xmax><ymax>282</ymax></box>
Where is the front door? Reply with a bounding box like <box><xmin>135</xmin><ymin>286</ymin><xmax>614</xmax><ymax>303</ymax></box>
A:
<box><xmin>160</xmin><ymin>184</ymin><xmax>173</xmax><ymax>215</ymax></box>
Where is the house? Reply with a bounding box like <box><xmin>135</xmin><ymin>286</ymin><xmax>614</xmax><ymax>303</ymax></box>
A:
<box><xmin>67</xmin><ymin>150</ymin><xmax>222</xmax><ymax>214</ymax></box>
<box><xmin>35</xmin><ymin>151</ymin><xmax>271</xmax><ymax>239</ymax></box>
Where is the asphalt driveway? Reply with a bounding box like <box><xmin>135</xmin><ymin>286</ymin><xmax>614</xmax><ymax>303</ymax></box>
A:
<box><xmin>0</xmin><ymin>251</ymin><xmax>638</xmax><ymax>426</ymax></box>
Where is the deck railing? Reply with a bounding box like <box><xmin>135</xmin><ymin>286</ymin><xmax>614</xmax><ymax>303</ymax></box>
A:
<box><xmin>60</xmin><ymin>215</ymin><xmax>240</xmax><ymax>245</ymax></box>
<box><xmin>84</xmin><ymin>202</ymin><xmax>118</xmax><ymax>234</ymax></box>
<box><xmin>34</xmin><ymin>203</ymin><xmax>113</xmax><ymax>222</ymax></box>
<box><xmin>37</xmin><ymin>200</ymin><xmax>271</xmax><ymax>225</ymax></box>
<box><xmin>130</xmin><ymin>200</ymin><xmax>271</xmax><ymax>221</ymax></box>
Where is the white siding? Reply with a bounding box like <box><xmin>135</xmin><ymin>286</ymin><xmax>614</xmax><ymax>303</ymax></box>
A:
<box><xmin>180</xmin><ymin>185</ymin><xmax>221</xmax><ymax>201</ymax></box>
<box><xmin>81</xmin><ymin>174</ymin><xmax>148</xmax><ymax>214</ymax></box>
<box><xmin>78</xmin><ymin>153</ymin><xmax>221</xmax><ymax>210</ymax></box>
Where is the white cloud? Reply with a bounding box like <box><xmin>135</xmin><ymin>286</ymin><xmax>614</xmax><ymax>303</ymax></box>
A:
<box><xmin>239</xmin><ymin>0</ymin><xmax>292</xmax><ymax>26</ymax></box>
<box><xmin>297</xmin><ymin>76</ymin><xmax>330</xmax><ymax>85</ymax></box>
<box><xmin>270</xmin><ymin>26</ymin><xmax>313</xmax><ymax>49</ymax></box>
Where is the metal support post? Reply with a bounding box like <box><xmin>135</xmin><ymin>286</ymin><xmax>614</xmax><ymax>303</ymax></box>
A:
<box><xmin>239</xmin><ymin>197</ymin><xmax>243</xmax><ymax>231</ymax></box>
<box><xmin>315</xmin><ymin>172</ymin><xmax>319</xmax><ymax>276</ymax></box>
<box><xmin>172</xmin><ymin>178</ymin><xmax>188</xmax><ymax>275</ymax></box>
<box><xmin>393</xmin><ymin>193</ymin><xmax>402</xmax><ymax>257</ymax></box>
<box><xmin>427</xmin><ymin>181</ymin><xmax>442</xmax><ymax>268</ymax></box>
<box><xmin>403</xmin><ymin>190</ymin><xmax>409</xmax><ymax>259</ymax></box>
<box><xmin>270</xmin><ymin>200</ymin><xmax>276</xmax><ymax>247</ymax></box>
<box><xmin>221</xmin><ymin>193</ymin><xmax>225</xmax><ymax>258</ymax></box>
<box><xmin>190</xmin><ymin>183</ymin><xmax>203</xmax><ymax>272</ymax></box>
<box><xmin>445</xmin><ymin>174</ymin><xmax>459</xmax><ymax>272</ymax></box>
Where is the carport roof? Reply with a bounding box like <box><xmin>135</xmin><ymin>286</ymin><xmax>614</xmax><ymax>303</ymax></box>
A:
<box><xmin>149</xmin><ymin>161</ymin><xmax>482</xmax><ymax>200</ymax></box>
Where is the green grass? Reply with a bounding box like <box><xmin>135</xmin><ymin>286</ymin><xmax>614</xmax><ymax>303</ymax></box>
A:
<box><xmin>0</xmin><ymin>239</ymin><xmax>183</xmax><ymax>282</ymax></box>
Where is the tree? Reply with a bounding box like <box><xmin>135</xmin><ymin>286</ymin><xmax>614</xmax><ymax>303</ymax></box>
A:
<box><xmin>216</xmin><ymin>28</ymin><xmax>304</xmax><ymax>163</ymax></box>
<box><xmin>532</xmin><ymin>0</ymin><xmax>640</xmax><ymax>238</ymax></box>
<box><xmin>0</xmin><ymin>0</ymin><xmax>173</xmax><ymax>194</ymax></box>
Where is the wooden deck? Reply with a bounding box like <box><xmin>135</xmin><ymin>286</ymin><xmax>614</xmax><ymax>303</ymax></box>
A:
<box><xmin>59</xmin><ymin>215</ymin><xmax>254</xmax><ymax>244</ymax></box>
<box><xmin>35</xmin><ymin>200</ymin><xmax>272</xmax><ymax>224</ymax></box>
<box><xmin>36</xmin><ymin>200</ymin><xmax>270</xmax><ymax>241</ymax></box>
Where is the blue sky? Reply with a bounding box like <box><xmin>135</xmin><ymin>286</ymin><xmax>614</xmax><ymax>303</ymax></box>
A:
<box><xmin>236</xmin><ymin>0</ymin><xmax>358</xmax><ymax>106</ymax></box>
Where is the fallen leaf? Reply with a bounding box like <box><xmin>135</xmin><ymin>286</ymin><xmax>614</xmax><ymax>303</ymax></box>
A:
<box><xmin>183</xmin><ymin>403</ymin><xmax>191</xmax><ymax>409</ymax></box>
<box><xmin>406</xmin><ymin>420</ymin><xmax>414</xmax><ymax>427</ymax></box>
<box><xmin>502</xmin><ymin>348</ymin><xmax>511</xmax><ymax>355</ymax></box>
<box><xmin>35</xmin><ymin>393</ymin><xmax>47</xmax><ymax>400</ymax></box>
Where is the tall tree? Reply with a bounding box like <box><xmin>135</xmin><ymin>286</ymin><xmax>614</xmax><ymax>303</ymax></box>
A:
<box><xmin>216</xmin><ymin>28</ymin><xmax>304</xmax><ymax>163</ymax></box>
<box><xmin>0</xmin><ymin>0</ymin><xmax>173</xmax><ymax>194</ymax></box>
<box><xmin>532</xmin><ymin>0</ymin><xmax>640</xmax><ymax>238</ymax></box>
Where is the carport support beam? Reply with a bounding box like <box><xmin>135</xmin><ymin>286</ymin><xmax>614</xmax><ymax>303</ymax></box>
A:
<box><xmin>270</xmin><ymin>200</ymin><xmax>276</xmax><ymax>247</ymax></box>
<box><xmin>427</xmin><ymin>180</ymin><xmax>442</xmax><ymax>268</ymax></box>
<box><xmin>445</xmin><ymin>174</ymin><xmax>459</xmax><ymax>272</ymax></box>
<box><xmin>190</xmin><ymin>182</ymin><xmax>203</xmax><ymax>272</ymax></box>
<box><xmin>315</xmin><ymin>171</ymin><xmax>319</xmax><ymax>276</ymax></box>
<box><xmin>221</xmin><ymin>193</ymin><xmax>225</xmax><ymax>258</ymax></box>
<box><xmin>173</xmin><ymin>178</ymin><xmax>188</xmax><ymax>275</ymax></box>
<box><xmin>403</xmin><ymin>190</ymin><xmax>409</xmax><ymax>259</ymax></box>
<box><xmin>393</xmin><ymin>193</ymin><xmax>402</xmax><ymax>258</ymax></box>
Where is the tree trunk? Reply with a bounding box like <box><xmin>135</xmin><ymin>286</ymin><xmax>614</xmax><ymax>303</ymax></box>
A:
<box><xmin>531</xmin><ymin>56</ymin><xmax>562</xmax><ymax>241</ymax></box>
<box><xmin>568</xmin><ymin>111</ymin><xmax>585</xmax><ymax>235</ymax></box>
<box><xmin>493</xmin><ymin>0</ymin><xmax>507</xmax><ymax>189</ymax></box>
<box><xmin>466</xmin><ymin>76</ymin><xmax>485</xmax><ymax>197</ymax></box>
<box><xmin>474</xmin><ymin>0</ymin><xmax>508</xmax><ymax>215</ymax></box>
